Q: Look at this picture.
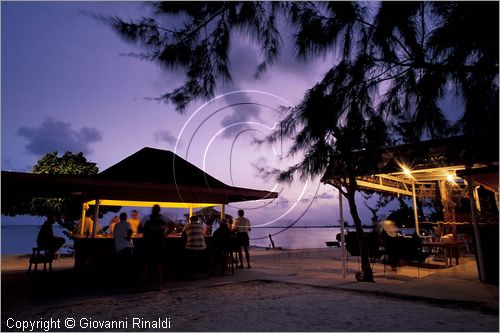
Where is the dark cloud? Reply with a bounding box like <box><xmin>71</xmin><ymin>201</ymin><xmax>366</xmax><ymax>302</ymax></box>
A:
<box><xmin>251</xmin><ymin>157</ymin><xmax>281</xmax><ymax>182</ymax></box>
<box><xmin>229</xmin><ymin>29</ymin><xmax>330</xmax><ymax>85</ymax></box>
<box><xmin>219</xmin><ymin>89</ymin><xmax>263</xmax><ymax>138</ymax></box>
<box><xmin>229</xmin><ymin>42</ymin><xmax>263</xmax><ymax>81</ymax></box>
<box><xmin>317</xmin><ymin>191</ymin><xmax>335</xmax><ymax>200</ymax></box>
<box><xmin>218</xmin><ymin>31</ymin><xmax>328</xmax><ymax>139</ymax></box>
<box><xmin>154</xmin><ymin>129</ymin><xmax>178</xmax><ymax>146</ymax></box>
<box><xmin>17</xmin><ymin>117</ymin><xmax>102</xmax><ymax>155</ymax></box>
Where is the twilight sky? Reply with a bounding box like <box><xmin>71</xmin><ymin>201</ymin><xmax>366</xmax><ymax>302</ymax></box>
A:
<box><xmin>1</xmin><ymin>1</ymin><xmax>408</xmax><ymax>226</ymax></box>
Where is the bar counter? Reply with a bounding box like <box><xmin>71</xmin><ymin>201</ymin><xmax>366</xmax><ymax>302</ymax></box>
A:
<box><xmin>70</xmin><ymin>233</ymin><xmax>212</xmax><ymax>274</ymax></box>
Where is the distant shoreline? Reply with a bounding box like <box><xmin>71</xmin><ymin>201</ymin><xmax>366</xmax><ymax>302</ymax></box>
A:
<box><xmin>253</xmin><ymin>226</ymin><xmax>339</xmax><ymax>228</ymax></box>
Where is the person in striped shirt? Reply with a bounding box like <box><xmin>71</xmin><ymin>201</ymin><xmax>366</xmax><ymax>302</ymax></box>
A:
<box><xmin>182</xmin><ymin>215</ymin><xmax>207</xmax><ymax>276</ymax></box>
<box><xmin>183</xmin><ymin>215</ymin><xmax>206</xmax><ymax>250</ymax></box>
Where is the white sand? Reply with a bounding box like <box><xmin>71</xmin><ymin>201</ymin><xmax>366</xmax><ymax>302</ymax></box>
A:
<box><xmin>2</xmin><ymin>248</ymin><xmax>497</xmax><ymax>331</ymax></box>
<box><xmin>2</xmin><ymin>280</ymin><xmax>497</xmax><ymax>331</ymax></box>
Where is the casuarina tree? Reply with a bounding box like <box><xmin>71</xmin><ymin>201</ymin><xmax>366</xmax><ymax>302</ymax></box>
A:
<box><xmin>102</xmin><ymin>1</ymin><xmax>498</xmax><ymax>281</ymax></box>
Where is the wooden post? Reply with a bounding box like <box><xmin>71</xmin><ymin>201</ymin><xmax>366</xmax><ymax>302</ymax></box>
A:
<box><xmin>92</xmin><ymin>200</ymin><xmax>100</xmax><ymax>238</ymax></box>
<box><xmin>438</xmin><ymin>180</ymin><xmax>457</xmax><ymax>237</ymax></box>
<box><xmin>339</xmin><ymin>190</ymin><xmax>346</xmax><ymax>279</ymax></box>
<box><xmin>220</xmin><ymin>204</ymin><xmax>225</xmax><ymax>220</ymax></box>
<box><xmin>473</xmin><ymin>186</ymin><xmax>482</xmax><ymax>212</ymax></box>
<box><xmin>466</xmin><ymin>175</ymin><xmax>486</xmax><ymax>282</ymax></box>
<box><xmin>79</xmin><ymin>203</ymin><xmax>86</xmax><ymax>235</ymax></box>
<box><xmin>411</xmin><ymin>180</ymin><xmax>420</xmax><ymax>235</ymax></box>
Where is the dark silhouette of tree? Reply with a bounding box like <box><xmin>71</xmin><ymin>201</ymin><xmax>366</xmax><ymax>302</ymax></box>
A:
<box><xmin>2</xmin><ymin>152</ymin><xmax>119</xmax><ymax>230</ymax></box>
<box><xmin>103</xmin><ymin>1</ymin><xmax>498</xmax><ymax>281</ymax></box>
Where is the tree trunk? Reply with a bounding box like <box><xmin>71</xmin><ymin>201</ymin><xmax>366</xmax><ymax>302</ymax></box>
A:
<box><xmin>346</xmin><ymin>175</ymin><xmax>374</xmax><ymax>282</ymax></box>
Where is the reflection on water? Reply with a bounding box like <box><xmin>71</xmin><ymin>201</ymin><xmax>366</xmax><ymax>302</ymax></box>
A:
<box><xmin>249</xmin><ymin>227</ymin><xmax>342</xmax><ymax>249</ymax></box>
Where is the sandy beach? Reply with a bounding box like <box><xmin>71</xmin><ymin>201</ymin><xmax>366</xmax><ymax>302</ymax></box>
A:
<box><xmin>2</xmin><ymin>247</ymin><xmax>498</xmax><ymax>332</ymax></box>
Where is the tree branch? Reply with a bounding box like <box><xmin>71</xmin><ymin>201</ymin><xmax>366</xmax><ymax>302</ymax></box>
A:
<box><xmin>176</xmin><ymin>6</ymin><xmax>230</xmax><ymax>44</ymax></box>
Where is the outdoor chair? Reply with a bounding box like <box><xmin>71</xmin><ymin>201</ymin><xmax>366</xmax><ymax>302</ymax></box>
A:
<box><xmin>28</xmin><ymin>247</ymin><xmax>53</xmax><ymax>273</ymax></box>
<box><xmin>344</xmin><ymin>232</ymin><xmax>360</xmax><ymax>270</ymax></box>
<box><xmin>381</xmin><ymin>232</ymin><xmax>431</xmax><ymax>277</ymax></box>
<box><xmin>344</xmin><ymin>232</ymin><xmax>383</xmax><ymax>271</ymax></box>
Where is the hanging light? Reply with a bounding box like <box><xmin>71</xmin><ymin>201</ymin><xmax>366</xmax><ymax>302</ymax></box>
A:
<box><xmin>401</xmin><ymin>164</ymin><xmax>414</xmax><ymax>179</ymax></box>
<box><xmin>445</xmin><ymin>171</ymin><xmax>457</xmax><ymax>185</ymax></box>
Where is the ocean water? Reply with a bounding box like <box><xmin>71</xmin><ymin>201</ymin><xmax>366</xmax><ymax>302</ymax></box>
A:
<box><xmin>1</xmin><ymin>224</ymin><xmax>71</xmax><ymax>255</ymax></box>
<box><xmin>249</xmin><ymin>227</ymin><xmax>342</xmax><ymax>249</ymax></box>
<box><xmin>2</xmin><ymin>224</ymin><xmax>421</xmax><ymax>254</ymax></box>
<box><xmin>1</xmin><ymin>224</ymin><xmax>345</xmax><ymax>254</ymax></box>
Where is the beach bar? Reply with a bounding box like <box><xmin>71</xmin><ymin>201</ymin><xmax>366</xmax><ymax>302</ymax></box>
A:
<box><xmin>322</xmin><ymin>136</ymin><xmax>499</xmax><ymax>282</ymax></box>
<box><xmin>2</xmin><ymin>147</ymin><xmax>278</xmax><ymax>271</ymax></box>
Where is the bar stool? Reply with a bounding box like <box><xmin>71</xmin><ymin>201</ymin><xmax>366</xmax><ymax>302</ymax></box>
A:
<box><xmin>28</xmin><ymin>247</ymin><xmax>53</xmax><ymax>273</ymax></box>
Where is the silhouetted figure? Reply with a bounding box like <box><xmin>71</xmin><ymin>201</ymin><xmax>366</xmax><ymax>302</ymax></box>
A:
<box><xmin>210</xmin><ymin>221</ymin><xmax>232</xmax><ymax>275</ymax></box>
<box><xmin>232</xmin><ymin>209</ymin><xmax>252</xmax><ymax>268</ymax></box>
<box><xmin>140</xmin><ymin>204</ymin><xmax>167</xmax><ymax>291</ymax></box>
<box><xmin>37</xmin><ymin>212</ymin><xmax>65</xmax><ymax>259</ymax></box>
<box><xmin>381</xmin><ymin>220</ymin><xmax>400</xmax><ymax>270</ymax></box>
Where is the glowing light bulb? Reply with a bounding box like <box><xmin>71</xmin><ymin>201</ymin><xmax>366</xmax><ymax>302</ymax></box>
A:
<box><xmin>402</xmin><ymin>166</ymin><xmax>413</xmax><ymax>178</ymax></box>
<box><xmin>445</xmin><ymin>172</ymin><xmax>457</xmax><ymax>184</ymax></box>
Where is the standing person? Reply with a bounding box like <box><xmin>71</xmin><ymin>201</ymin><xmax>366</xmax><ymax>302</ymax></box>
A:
<box><xmin>232</xmin><ymin>209</ymin><xmax>252</xmax><ymax>268</ymax></box>
<box><xmin>113</xmin><ymin>212</ymin><xmax>134</xmax><ymax>257</ymax></box>
<box><xmin>37</xmin><ymin>212</ymin><xmax>65</xmax><ymax>260</ymax></box>
<box><xmin>128</xmin><ymin>209</ymin><xmax>141</xmax><ymax>234</ymax></box>
<box><xmin>140</xmin><ymin>204</ymin><xmax>168</xmax><ymax>291</ymax></box>
<box><xmin>76</xmin><ymin>210</ymin><xmax>102</xmax><ymax>236</ymax></box>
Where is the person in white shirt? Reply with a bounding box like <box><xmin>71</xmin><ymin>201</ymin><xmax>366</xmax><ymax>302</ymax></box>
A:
<box><xmin>232</xmin><ymin>209</ymin><xmax>252</xmax><ymax>268</ymax></box>
<box><xmin>114</xmin><ymin>212</ymin><xmax>134</xmax><ymax>256</ymax></box>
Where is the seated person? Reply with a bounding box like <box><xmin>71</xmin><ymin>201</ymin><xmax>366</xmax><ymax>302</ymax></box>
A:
<box><xmin>432</xmin><ymin>226</ymin><xmax>443</xmax><ymax>241</ymax></box>
<box><xmin>182</xmin><ymin>216</ymin><xmax>208</xmax><ymax>276</ymax></box>
<box><xmin>382</xmin><ymin>219</ymin><xmax>399</xmax><ymax>237</ymax></box>
<box><xmin>210</xmin><ymin>221</ymin><xmax>232</xmax><ymax>274</ymax></box>
<box><xmin>182</xmin><ymin>216</ymin><xmax>206</xmax><ymax>251</ymax></box>
<box><xmin>212</xmin><ymin>221</ymin><xmax>232</xmax><ymax>252</ymax></box>
<box><xmin>381</xmin><ymin>220</ymin><xmax>400</xmax><ymax>270</ymax></box>
<box><xmin>37</xmin><ymin>212</ymin><xmax>65</xmax><ymax>259</ymax></box>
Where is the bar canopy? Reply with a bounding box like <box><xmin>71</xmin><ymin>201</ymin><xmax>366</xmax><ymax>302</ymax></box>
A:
<box><xmin>2</xmin><ymin>147</ymin><xmax>278</xmax><ymax>206</ymax></box>
<box><xmin>322</xmin><ymin>136</ymin><xmax>498</xmax><ymax>198</ymax></box>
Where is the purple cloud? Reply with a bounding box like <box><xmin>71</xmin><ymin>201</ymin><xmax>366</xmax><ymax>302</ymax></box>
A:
<box><xmin>17</xmin><ymin>117</ymin><xmax>102</xmax><ymax>155</ymax></box>
<box><xmin>154</xmin><ymin>129</ymin><xmax>178</xmax><ymax>146</ymax></box>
